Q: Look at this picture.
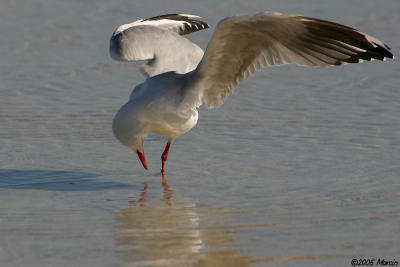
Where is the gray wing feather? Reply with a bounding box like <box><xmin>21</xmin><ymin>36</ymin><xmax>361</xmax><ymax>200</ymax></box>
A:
<box><xmin>109</xmin><ymin>14</ymin><xmax>208</xmax><ymax>77</ymax></box>
<box><xmin>110</xmin><ymin>26</ymin><xmax>204</xmax><ymax>77</ymax></box>
<box><xmin>190</xmin><ymin>13</ymin><xmax>393</xmax><ymax>109</ymax></box>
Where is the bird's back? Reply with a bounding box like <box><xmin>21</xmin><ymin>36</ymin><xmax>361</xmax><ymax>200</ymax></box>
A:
<box><xmin>124</xmin><ymin>72</ymin><xmax>200</xmax><ymax>139</ymax></box>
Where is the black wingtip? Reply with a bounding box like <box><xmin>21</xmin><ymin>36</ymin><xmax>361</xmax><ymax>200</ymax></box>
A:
<box><xmin>143</xmin><ymin>13</ymin><xmax>209</xmax><ymax>35</ymax></box>
<box><xmin>302</xmin><ymin>17</ymin><xmax>394</xmax><ymax>63</ymax></box>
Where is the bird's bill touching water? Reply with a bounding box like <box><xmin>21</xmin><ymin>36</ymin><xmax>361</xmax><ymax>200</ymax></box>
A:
<box><xmin>136</xmin><ymin>150</ymin><xmax>148</xmax><ymax>170</ymax></box>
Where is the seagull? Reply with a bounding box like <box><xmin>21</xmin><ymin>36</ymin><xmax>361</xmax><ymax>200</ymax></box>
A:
<box><xmin>110</xmin><ymin>12</ymin><xmax>393</xmax><ymax>174</ymax></box>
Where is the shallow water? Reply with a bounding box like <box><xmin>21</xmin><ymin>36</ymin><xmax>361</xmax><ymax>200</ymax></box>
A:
<box><xmin>1</xmin><ymin>0</ymin><xmax>400</xmax><ymax>266</ymax></box>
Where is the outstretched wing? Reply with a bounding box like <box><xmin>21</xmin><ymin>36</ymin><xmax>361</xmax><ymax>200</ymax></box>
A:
<box><xmin>110</xmin><ymin>14</ymin><xmax>209</xmax><ymax>77</ymax></box>
<box><xmin>190</xmin><ymin>12</ymin><xmax>394</xmax><ymax>109</ymax></box>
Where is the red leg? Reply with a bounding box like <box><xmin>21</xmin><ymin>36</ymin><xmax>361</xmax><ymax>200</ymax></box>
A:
<box><xmin>161</xmin><ymin>141</ymin><xmax>171</xmax><ymax>174</ymax></box>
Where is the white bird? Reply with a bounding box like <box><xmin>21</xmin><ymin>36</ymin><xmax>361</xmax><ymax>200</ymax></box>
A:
<box><xmin>110</xmin><ymin>12</ymin><xmax>393</xmax><ymax>174</ymax></box>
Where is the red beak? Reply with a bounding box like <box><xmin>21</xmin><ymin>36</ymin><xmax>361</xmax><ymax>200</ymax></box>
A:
<box><xmin>136</xmin><ymin>150</ymin><xmax>148</xmax><ymax>170</ymax></box>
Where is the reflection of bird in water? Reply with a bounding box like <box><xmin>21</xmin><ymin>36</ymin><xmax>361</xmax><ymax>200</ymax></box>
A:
<box><xmin>110</xmin><ymin>13</ymin><xmax>393</xmax><ymax>175</ymax></box>
<box><xmin>114</xmin><ymin>175</ymin><xmax>264</xmax><ymax>266</ymax></box>
<box><xmin>128</xmin><ymin>175</ymin><xmax>172</xmax><ymax>207</ymax></box>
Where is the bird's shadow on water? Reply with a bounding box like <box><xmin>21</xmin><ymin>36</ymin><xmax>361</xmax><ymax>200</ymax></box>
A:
<box><xmin>0</xmin><ymin>169</ymin><xmax>139</xmax><ymax>191</ymax></box>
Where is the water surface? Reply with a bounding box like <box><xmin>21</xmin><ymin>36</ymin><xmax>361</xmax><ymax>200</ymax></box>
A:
<box><xmin>1</xmin><ymin>0</ymin><xmax>399</xmax><ymax>266</ymax></box>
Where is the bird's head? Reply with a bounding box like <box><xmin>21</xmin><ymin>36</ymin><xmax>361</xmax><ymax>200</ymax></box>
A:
<box><xmin>112</xmin><ymin>103</ymin><xmax>149</xmax><ymax>170</ymax></box>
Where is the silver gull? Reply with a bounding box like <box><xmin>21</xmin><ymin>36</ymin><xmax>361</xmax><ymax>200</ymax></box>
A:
<box><xmin>109</xmin><ymin>13</ymin><xmax>393</xmax><ymax>174</ymax></box>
